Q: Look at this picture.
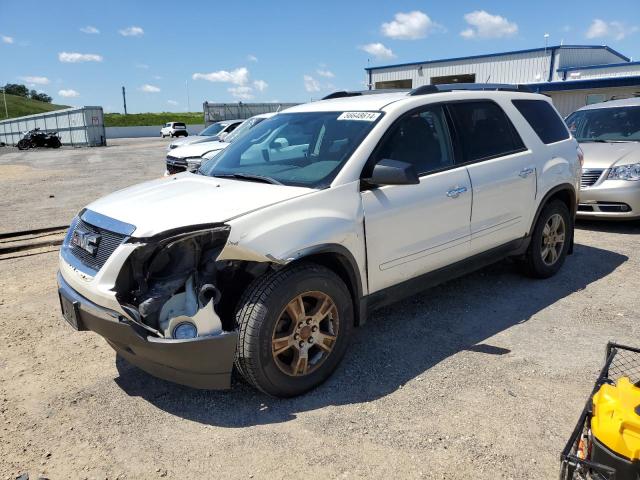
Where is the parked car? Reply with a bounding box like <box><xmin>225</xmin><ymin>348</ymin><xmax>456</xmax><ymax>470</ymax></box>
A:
<box><xmin>165</xmin><ymin>113</ymin><xmax>276</xmax><ymax>175</ymax></box>
<box><xmin>57</xmin><ymin>84</ymin><xmax>580</xmax><ymax>397</ymax></box>
<box><xmin>565</xmin><ymin>97</ymin><xmax>640</xmax><ymax>220</ymax></box>
<box><xmin>167</xmin><ymin>119</ymin><xmax>243</xmax><ymax>151</ymax></box>
<box><xmin>160</xmin><ymin>122</ymin><xmax>188</xmax><ymax>138</ymax></box>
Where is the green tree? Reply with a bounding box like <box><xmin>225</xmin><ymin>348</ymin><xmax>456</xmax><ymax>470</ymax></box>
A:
<box><xmin>4</xmin><ymin>83</ymin><xmax>29</xmax><ymax>97</ymax></box>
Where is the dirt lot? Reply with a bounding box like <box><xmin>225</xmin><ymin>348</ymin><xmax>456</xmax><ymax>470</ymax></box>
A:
<box><xmin>1</xmin><ymin>140</ymin><xmax>639</xmax><ymax>479</ymax></box>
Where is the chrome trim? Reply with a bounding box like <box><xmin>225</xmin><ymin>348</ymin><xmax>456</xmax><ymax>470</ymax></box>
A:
<box><xmin>446</xmin><ymin>186</ymin><xmax>468</xmax><ymax>198</ymax></box>
<box><xmin>81</xmin><ymin>210</ymin><xmax>136</xmax><ymax>236</ymax></box>
<box><xmin>60</xmin><ymin>216</ymin><xmax>98</xmax><ymax>276</ymax></box>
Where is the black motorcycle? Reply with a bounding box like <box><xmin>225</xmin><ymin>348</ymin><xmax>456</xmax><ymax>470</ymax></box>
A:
<box><xmin>17</xmin><ymin>128</ymin><xmax>62</xmax><ymax>150</ymax></box>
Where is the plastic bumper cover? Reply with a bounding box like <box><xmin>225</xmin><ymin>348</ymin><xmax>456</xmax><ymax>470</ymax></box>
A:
<box><xmin>578</xmin><ymin>180</ymin><xmax>640</xmax><ymax>219</ymax></box>
<box><xmin>57</xmin><ymin>272</ymin><xmax>238</xmax><ymax>390</ymax></box>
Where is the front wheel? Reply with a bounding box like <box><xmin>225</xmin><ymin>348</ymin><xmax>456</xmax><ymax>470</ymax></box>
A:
<box><xmin>523</xmin><ymin>200</ymin><xmax>572</xmax><ymax>278</ymax></box>
<box><xmin>235</xmin><ymin>263</ymin><xmax>353</xmax><ymax>397</ymax></box>
<box><xmin>17</xmin><ymin>139</ymin><xmax>30</xmax><ymax>150</ymax></box>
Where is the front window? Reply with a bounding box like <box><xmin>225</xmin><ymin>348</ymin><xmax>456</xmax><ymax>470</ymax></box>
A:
<box><xmin>565</xmin><ymin>106</ymin><xmax>640</xmax><ymax>142</ymax></box>
<box><xmin>199</xmin><ymin>123</ymin><xmax>225</xmax><ymax>136</ymax></box>
<box><xmin>199</xmin><ymin>111</ymin><xmax>382</xmax><ymax>188</ymax></box>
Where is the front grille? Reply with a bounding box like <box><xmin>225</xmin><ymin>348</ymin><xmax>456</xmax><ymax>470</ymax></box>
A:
<box><xmin>68</xmin><ymin>218</ymin><xmax>127</xmax><ymax>272</ymax></box>
<box><xmin>166</xmin><ymin>155</ymin><xmax>187</xmax><ymax>174</ymax></box>
<box><xmin>581</xmin><ymin>168</ymin><xmax>605</xmax><ymax>188</ymax></box>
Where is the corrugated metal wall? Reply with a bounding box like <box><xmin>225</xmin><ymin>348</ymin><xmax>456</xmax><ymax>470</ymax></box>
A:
<box><xmin>561</xmin><ymin>64</ymin><xmax>640</xmax><ymax>80</ymax></box>
<box><xmin>555</xmin><ymin>47</ymin><xmax>624</xmax><ymax>70</ymax></box>
<box><xmin>550</xmin><ymin>86</ymin><xmax>640</xmax><ymax>116</ymax></box>
<box><xmin>370</xmin><ymin>50</ymin><xmax>553</xmax><ymax>87</ymax></box>
<box><xmin>0</xmin><ymin>106</ymin><xmax>106</xmax><ymax>147</ymax></box>
<box><xmin>203</xmin><ymin>102</ymin><xmax>299</xmax><ymax>125</ymax></box>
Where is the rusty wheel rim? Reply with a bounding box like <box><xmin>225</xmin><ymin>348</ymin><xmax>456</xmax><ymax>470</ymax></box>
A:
<box><xmin>271</xmin><ymin>291</ymin><xmax>339</xmax><ymax>377</ymax></box>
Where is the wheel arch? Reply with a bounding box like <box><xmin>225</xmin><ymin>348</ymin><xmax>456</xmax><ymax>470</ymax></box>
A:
<box><xmin>286</xmin><ymin>244</ymin><xmax>366</xmax><ymax>327</ymax></box>
<box><xmin>529</xmin><ymin>183</ymin><xmax>577</xmax><ymax>253</ymax></box>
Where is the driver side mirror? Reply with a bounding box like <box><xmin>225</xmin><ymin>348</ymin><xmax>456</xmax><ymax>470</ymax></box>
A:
<box><xmin>363</xmin><ymin>159</ymin><xmax>420</xmax><ymax>186</ymax></box>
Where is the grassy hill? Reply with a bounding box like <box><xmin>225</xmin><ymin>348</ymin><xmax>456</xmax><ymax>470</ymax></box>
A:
<box><xmin>104</xmin><ymin>112</ymin><xmax>204</xmax><ymax>127</ymax></box>
<box><xmin>1</xmin><ymin>94</ymin><xmax>69</xmax><ymax>119</ymax></box>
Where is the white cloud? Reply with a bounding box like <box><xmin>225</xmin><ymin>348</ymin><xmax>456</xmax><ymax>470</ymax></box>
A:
<box><xmin>461</xmin><ymin>10</ymin><xmax>518</xmax><ymax>39</ymax></box>
<box><xmin>119</xmin><ymin>26</ymin><xmax>144</xmax><ymax>37</ymax></box>
<box><xmin>359</xmin><ymin>43</ymin><xmax>396</xmax><ymax>60</ymax></box>
<box><xmin>2</xmin><ymin>35</ymin><xmax>14</xmax><ymax>44</ymax></box>
<box><xmin>253</xmin><ymin>79</ymin><xmax>268</xmax><ymax>92</ymax></box>
<box><xmin>153</xmin><ymin>75</ymin><xmax>162</xmax><ymax>80</ymax></box>
<box><xmin>303</xmin><ymin>75</ymin><xmax>321</xmax><ymax>93</ymax></box>
<box><xmin>58</xmin><ymin>89</ymin><xmax>80</xmax><ymax>98</ymax></box>
<box><xmin>80</xmin><ymin>26</ymin><xmax>99</xmax><ymax>34</ymax></box>
<box><xmin>192</xmin><ymin>67</ymin><xmax>249</xmax><ymax>85</ymax></box>
<box><xmin>139</xmin><ymin>84</ymin><xmax>160</xmax><ymax>93</ymax></box>
<box><xmin>247</xmin><ymin>54</ymin><xmax>258</xmax><ymax>62</ymax></box>
<box><xmin>228</xmin><ymin>86</ymin><xmax>254</xmax><ymax>100</ymax></box>
<box><xmin>381</xmin><ymin>11</ymin><xmax>443</xmax><ymax>40</ymax></box>
<box><xmin>167</xmin><ymin>100</ymin><xmax>179</xmax><ymax>106</ymax></box>
<box><xmin>135</xmin><ymin>63</ymin><xmax>149</xmax><ymax>69</ymax></box>
<box><xmin>21</xmin><ymin>76</ymin><xmax>50</xmax><ymax>85</ymax></box>
<box><xmin>586</xmin><ymin>19</ymin><xmax>639</xmax><ymax>41</ymax></box>
<box><xmin>316</xmin><ymin>68</ymin><xmax>335</xmax><ymax>78</ymax></box>
<box><xmin>58</xmin><ymin>51</ymin><xmax>103</xmax><ymax>63</ymax></box>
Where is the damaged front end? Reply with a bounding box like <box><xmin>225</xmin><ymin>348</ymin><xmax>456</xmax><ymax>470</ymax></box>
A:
<box><xmin>116</xmin><ymin>225</ymin><xmax>233</xmax><ymax>340</ymax></box>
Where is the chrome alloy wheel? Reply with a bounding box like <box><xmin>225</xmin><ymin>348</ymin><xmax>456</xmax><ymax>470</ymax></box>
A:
<box><xmin>271</xmin><ymin>291</ymin><xmax>339</xmax><ymax>377</ymax></box>
<box><xmin>541</xmin><ymin>213</ymin><xmax>566</xmax><ymax>266</ymax></box>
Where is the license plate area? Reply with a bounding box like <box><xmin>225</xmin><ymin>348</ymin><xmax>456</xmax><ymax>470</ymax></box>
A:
<box><xmin>58</xmin><ymin>291</ymin><xmax>85</xmax><ymax>331</ymax></box>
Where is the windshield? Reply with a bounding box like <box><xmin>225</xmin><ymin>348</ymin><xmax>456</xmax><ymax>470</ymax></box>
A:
<box><xmin>565</xmin><ymin>106</ymin><xmax>640</xmax><ymax>142</ymax></box>
<box><xmin>199</xmin><ymin>123</ymin><xmax>225</xmax><ymax>136</ymax></box>
<box><xmin>223</xmin><ymin>117</ymin><xmax>264</xmax><ymax>143</ymax></box>
<box><xmin>198</xmin><ymin>111</ymin><xmax>382</xmax><ymax>188</ymax></box>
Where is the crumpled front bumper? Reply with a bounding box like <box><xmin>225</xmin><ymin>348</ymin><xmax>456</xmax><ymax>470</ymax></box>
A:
<box><xmin>57</xmin><ymin>272</ymin><xmax>238</xmax><ymax>390</ymax></box>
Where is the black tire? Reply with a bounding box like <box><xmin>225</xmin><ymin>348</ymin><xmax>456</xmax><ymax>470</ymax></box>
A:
<box><xmin>523</xmin><ymin>200</ymin><xmax>572</xmax><ymax>278</ymax></box>
<box><xmin>235</xmin><ymin>263</ymin><xmax>354</xmax><ymax>397</ymax></box>
<box><xmin>17</xmin><ymin>139</ymin><xmax>30</xmax><ymax>150</ymax></box>
<box><xmin>50</xmin><ymin>137</ymin><xmax>61</xmax><ymax>148</ymax></box>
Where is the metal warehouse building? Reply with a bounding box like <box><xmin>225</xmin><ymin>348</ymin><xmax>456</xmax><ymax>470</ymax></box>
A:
<box><xmin>366</xmin><ymin>45</ymin><xmax>640</xmax><ymax>116</ymax></box>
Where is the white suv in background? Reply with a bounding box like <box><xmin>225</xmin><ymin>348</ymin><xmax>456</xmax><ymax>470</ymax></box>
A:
<box><xmin>160</xmin><ymin>122</ymin><xmax>188</xmax><ymax>138</ymax></box>
<box><xmin>58</xmin><ymin>84</ymin><xmax>580</xmax><ymax>397</ymax></box>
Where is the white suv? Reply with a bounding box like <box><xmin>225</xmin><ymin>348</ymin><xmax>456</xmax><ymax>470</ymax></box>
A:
<box><xmin>160</xmin><ymin>122</ymin><xmax>188</xmax><ymax>138</ymax></box>
<box><xmin>57</xmin><ymin>84</ymin><xmax>580</xmax><ymax>397</ymax></box>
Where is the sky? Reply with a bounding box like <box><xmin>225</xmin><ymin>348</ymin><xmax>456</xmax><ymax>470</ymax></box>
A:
<box><xmin>1</xmin><ymin>0</ymin><xmax>639</xmax><ymax>113</ymax></box>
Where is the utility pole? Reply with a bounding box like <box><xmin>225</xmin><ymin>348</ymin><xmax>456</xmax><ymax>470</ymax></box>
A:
<box><xmin>2</xmin><ymin>87</ymin><xmax>8</xmax><ymax>118</ymax></box>
<box><xmin>121</xmin><ymin>86</ymin><xmax>128</xmax><ymax>115</ymax></box>
<box><xmin>185</xmin><ymin>80</ymin><xmax>190</xmax><ymax>112</ymax></box>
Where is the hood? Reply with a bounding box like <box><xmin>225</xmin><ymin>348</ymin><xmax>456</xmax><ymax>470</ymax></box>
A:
<box><xmin>170</xmin><ymin>140</ymin><xmax>228</xmax><ymax>159</ymax></box>
<box><xmin>86</xmin><ymin>173</ymin><xmax>314</xmax><ymax>237</ymax></box>
<box><xmin>169</xmin><ymin>135</ymin><xmax>206</xmax><ymax>148</ymax></box>
<box><xmin>580</xmin><ymin>142</ymin><xmax>640</xmax><ymax>169</ymax></box>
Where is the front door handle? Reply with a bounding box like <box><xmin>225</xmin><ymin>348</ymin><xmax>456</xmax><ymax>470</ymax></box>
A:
<box><xmin>519</xmin><ymin>167</ymin><xmax>535</xmax><ymax>178</ymax></box>
<box><xmin>446</xmin><ymin>186</ymin><xmax>468</xmax><ymax>198</ymax></box>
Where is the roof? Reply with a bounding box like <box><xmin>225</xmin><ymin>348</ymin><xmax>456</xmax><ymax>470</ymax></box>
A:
<box><xmin>577</xmin><ymin>97</ymin><xmax>640</xmax><ymax>111</ymax></box>
<box><xmin>530</xmin><ymin>75</ymin><xmax>640</xmax><ymax>92</ymax></box>
<box><xmin>283</xmin><ymin>92</ymin><xmax>410</xmax><ymax>112</ymax></box>
<box><xmin>365</xmin><ymin>45</ymin><xmax>631</xmax><ymax>72</ymax></box>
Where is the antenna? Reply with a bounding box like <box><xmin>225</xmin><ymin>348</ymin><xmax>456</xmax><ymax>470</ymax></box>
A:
<box><xmin>485</xmin><ymin>74</ymin><xmax>491</xmax><ymax>83</ymax></box>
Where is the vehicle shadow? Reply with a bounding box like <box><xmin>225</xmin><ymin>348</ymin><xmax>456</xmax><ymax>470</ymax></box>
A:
<box><xmin>114</xmin><ymin>243</ymin><xmax>627</xmax><ymax>427</ymax></box>
<box><xmin>576</xmin><ymin>219</ymin><xmax>640</xmax><ymax>234</ymax></box>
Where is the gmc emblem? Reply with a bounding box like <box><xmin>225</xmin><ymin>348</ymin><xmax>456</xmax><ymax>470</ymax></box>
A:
<box><xmin>72</xmin><ymin>228</ymin><xmax>100</xmax><ymax>255</ymax></box>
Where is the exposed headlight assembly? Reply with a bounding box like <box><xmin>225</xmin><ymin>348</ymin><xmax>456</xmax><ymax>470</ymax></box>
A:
<box><xmin>185</xmin><ymin>157</ymin><xmax>202</xmax><ymax>172</ymax></box>
<box><xmin>608</xmin><ymin>163</ymin><xmax>640</xmax><ymax>181</ymax></box>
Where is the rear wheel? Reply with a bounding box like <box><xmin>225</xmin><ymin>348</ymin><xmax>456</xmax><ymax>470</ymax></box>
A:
<box><xmin>235</xmin><ymin>263</ymin><xmax>353</xmax><ymax>397</ymax></box>
<box><xmin>523</xmin><ymin>200</ymin><xmax>572</xmax><ymax>278</ymax></box>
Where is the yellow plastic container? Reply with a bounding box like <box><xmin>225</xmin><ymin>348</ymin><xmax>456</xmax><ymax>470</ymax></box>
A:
<box><xmin>591</xmin><ymin>377</ymin><xmax>640</xmax><ymax>461</ymax></box>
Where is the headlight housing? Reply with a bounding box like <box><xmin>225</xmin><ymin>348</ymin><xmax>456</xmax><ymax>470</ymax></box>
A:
<box><xmin>185</xmin><ymin>157</ymin><xmax>203</xmax><ymax>172</ymax></box>
<box><xmin>608</xmin><ymin>163</ymin><xmax>640</xmax><ymax>181</ymax></box>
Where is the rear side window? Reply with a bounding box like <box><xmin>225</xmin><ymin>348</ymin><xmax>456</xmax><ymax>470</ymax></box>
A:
<box><xmin>447</xmin><ymin>101</ymin><xmax>525</xmax><ymax>163</ymax></box>
<box><xmin>512</xmin><ymin>99</ymin><xmax>570</xmax><ymax>144</ymax></box>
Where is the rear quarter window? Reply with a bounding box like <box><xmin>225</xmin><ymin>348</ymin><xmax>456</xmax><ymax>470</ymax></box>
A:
<box><xmin>512</xmin><ymin>99</ymin><xmax>570</xmax><ymax>144</ymax></box>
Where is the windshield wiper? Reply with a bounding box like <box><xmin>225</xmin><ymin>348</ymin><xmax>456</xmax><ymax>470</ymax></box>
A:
<box><xmin>212</xmin><ymin>173</ymin><xmax>282</xmax><ymax>185</ymax></box>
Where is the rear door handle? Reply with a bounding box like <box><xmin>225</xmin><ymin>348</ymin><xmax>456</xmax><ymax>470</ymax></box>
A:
<box><xmin>519</xmin><ymin>167</ymin><xmax>534</xmax><ymax>178</ymax></box>
<box><xmin>446</xmin><ymin>186</ymin><xmax>468</xmax><ymax>198</ymax></box>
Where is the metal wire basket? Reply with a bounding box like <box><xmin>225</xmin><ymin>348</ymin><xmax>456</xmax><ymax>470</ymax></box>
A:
<box><xmin>560</xmin><ymin>342</ymin><xmax>640</xmax><ymax>480</ymax></box>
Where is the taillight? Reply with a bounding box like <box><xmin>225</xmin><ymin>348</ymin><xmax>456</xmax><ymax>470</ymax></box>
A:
<box><xmin>577</xmin><ymin>146</ymin><xmax>584</xmax><ymax>167</ymax></box>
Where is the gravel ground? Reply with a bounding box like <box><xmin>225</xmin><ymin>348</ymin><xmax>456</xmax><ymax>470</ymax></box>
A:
<box><xmin>0</xmin><ymin>140</ymin><xmax>639</xmax><ymax>479</ymax></box>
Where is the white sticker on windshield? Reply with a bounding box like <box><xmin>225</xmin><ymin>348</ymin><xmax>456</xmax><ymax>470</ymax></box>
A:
<box><xmin>337</xmin><ymin>111</ymin><xmax>381</xmax><ymax>122</ymax></box>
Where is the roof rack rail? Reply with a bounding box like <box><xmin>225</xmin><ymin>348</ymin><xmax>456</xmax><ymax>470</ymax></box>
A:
<box><xmin>409</xmin><ymin>83</ymin><xmax>533</xmax><ymax>96</ymax></box>
<box><xmin>321</xmin><ymin>89</ymin><xmax>409</xmax><ymax>100</ymax></box>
